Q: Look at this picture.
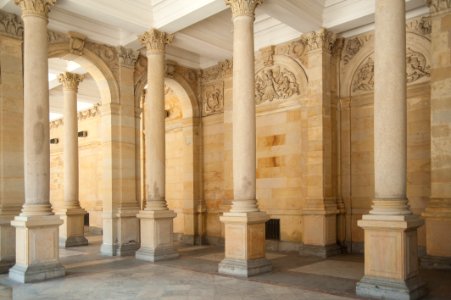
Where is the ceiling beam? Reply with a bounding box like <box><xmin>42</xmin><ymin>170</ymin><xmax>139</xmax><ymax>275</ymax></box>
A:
<box><xmin>153</xmin><ymin>0</ymin><xmax>227</xmax><ymax>33</ymax></box>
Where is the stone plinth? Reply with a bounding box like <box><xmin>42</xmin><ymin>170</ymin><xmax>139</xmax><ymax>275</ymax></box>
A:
<box><xmin>356</xmin><ymin>214</ymin><xmax>427</xmax><ymax>299</ymax></box>
<box><xmin>55</xmin><ymin>207</ymin><xmax>88</xmax><ymax>247</ymax></box>
<box><xmin>219</xmin><ymin>211</ymin><xmax>272</xmax><ymax>277</ymax></box>
<box><xmin>136</xmin><ymin>210</ymin><xmax>179</xmax><ymax>262</ymax></box>
<box><xmin>9</xmin><ymin>214</ymin><xmax>65</xmax><ymax>283</ymax></box>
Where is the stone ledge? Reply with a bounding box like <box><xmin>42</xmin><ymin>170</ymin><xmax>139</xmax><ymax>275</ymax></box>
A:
<box><xmin>421</xmin><ymin>255</ymin><xmax>451</xmax><ymax>270</ymax></box>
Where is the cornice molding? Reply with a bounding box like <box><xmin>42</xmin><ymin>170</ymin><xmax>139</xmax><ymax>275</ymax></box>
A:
<box><xmin>427</xmin><ymin>0</ymin><xmax>451</xmax><ymax>13</ymax></box>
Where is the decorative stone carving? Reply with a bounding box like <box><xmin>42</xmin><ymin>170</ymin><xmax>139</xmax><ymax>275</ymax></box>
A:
<box><xmin>85</xmin><ymin>41</ymin><xmax>119</xmax><ymax>78</ymax></box>
<box><xmin>49</xmin><ymin>103</ymin><xmax>101</xmax><ymax>129</ymax></box>
<box><xmin>260</xmin><ymin>45</ymin><xmax>275</xmax><ymax>67</ymax></box>
<box><xmin>274</xmin><ymin>39</ymin><xmax>308</xmax><ymax>66</ymax></box>
<box><xmin>302</xmin><ymin>28</ymin><xmax>336</xmax><ymax>53</ymax></box>
<box><xmin>48</xmin><ymin>30</ymin><xmax>68</xmax><ymax>43</ymax></box>
<box><xmin>200</xmin><ymin>59</ymin><xmax>233</xmax><ymax>82</ymax></box>
<box><xmin>0</xmin><ymin>10</ymin><xmax>23</xmax><ymax>38</ymax></box>
<box><xmin>255</xmin><ymin>66</ymin><xmax>299</xmax><ymax>105</ymax></box>
<box><xmin>139</xmin><ymin>29</ymin><xmax>173</xmax><ymax>53</ymax></box>
<box><xmin>332</xmin><ymin>37</ymin><xmax>345</xmax><ymax>58</ymax></box>
<box><xmin>427</xmin><ymin>0</ymin><xmax>451</xmax><ymax>13</ymax></box>
<box><xmin>165</xmin><ymin>60</ymin><xmax>177</xmax><ymax>78</ymax></box>
<box><xmin>343</xmin><ymin>37</ymin><xmax>363</xmax><ymax>64</ymax></box>
<box><xmin>352</xmin><ymin>49</ymin><xmax>430</xmax><ymax>93</ymax></box>
<box><xmin>352</xmin><ymin>57</ymin><xmax>374</xmax><ymax>93</ymax></box>
<box><xmin>14</xmin><ymin>0</ymin><xmax>56</xmax><ymax>18</ymax></box>
<box><xmin>117</xmin><ymin>46</ymin><xmax>138</xmax><ymax>67</ymax></box>
<box><xmin>406</xmin><ymin>16</ymin><xmax>432</xmax><ymax>35</ymax></box>
<box><xmin>406</xmin><ymin>47</ymin><xmax>431</xmax><ymax>83</ymax></box>
<box><xmin>69</xmin><ymin>32</ymin><xmax>86</xmax><ymax>55</ymax></box>
<box><xmin>224</xmin><ymin>0</ymin><xmax>263</xmax><ymax>18</ymax></box>
<box><xmin>202</xmin><ymin>82</ymin><xmax>224</xmax><ymax>116</ymax></box>
<box><xmin>58</xmin><ymin>72</ymin><xmax>84</xmax><ymax>92</ymax></box>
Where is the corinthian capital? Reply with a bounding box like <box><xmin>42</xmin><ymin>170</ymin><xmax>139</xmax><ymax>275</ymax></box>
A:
<box><xmin>427</xmin><ymin>0</ymin><xmax>451</xmax><ymax>13</ymax></box>
<box><xmin>58</xmin><ymin>72</ymin><xmax>84</xmax><ymax>92</ymax></box>
<box><xmin>139</xmin><ymin>29</ymin><xmax>173</xmax><ymax>54</ymax></box>
<box><xmin>225</xmin><ymin>0</ymin><xmax>263</xmax><ymax>18</ymax></box>
<box><xmin>15</xmin><ymin>0</ymin><xmax>56</xmax><ymax>18</ymax></box>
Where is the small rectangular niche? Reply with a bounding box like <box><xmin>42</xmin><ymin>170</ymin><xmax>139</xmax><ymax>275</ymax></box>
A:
<box><xmin>265</xmin><ymin>219</ymin><xmax>280</xmax><ymax>240</ymax></box>
<box><xmin>78</xmin><ymin>131</ymin><xmax>88</xmax><ymax>137</ymax></box>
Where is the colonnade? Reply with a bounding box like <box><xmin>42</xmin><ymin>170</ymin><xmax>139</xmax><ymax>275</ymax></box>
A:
<box><xmin>4</xmin><ymin>0</ymin><xmax>443</xmax><ymax>299</ymax></box>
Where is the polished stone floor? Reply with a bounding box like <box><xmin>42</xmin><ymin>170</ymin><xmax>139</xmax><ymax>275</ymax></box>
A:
<box><xmin>1</xmin><ymin>235</ymin><xmax>450</xmax><ymax>300</ymax></box>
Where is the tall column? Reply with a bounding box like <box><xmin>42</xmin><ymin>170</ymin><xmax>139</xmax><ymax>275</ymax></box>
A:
<box><xmin>356</xmin><ymin>0</ymin><xmax>426</xmax><ymax>299</ymax></box>
<box><xmin>135</xmin><ymin>29</ymin><xmax>179</xmax><ymax>262</ymax></box>
<box><xmin>9</xmin><ymin>0</ymin><xmax>65</xmax><ymax>283</ymax></box>
<box><xmin>218</xmin><ymin>0</ymin><xmax>272</xmax><ymax>277</ymax></box>
<box><xmin>55</xmin><ymin>72</ymin><xmax>88</xmax><ymax>247</ymax></box>
<box><xmin>422</xmin><ymin>0</ymin><xmax>451</xmax><ymax>269</ymax></box>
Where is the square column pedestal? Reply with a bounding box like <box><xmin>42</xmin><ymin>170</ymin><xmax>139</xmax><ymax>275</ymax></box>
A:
<box><xmin>356</xmin><ymin>215</ymin><xmax>427</xmax><ymax>300</ymax></box>
<box><xmin>136</xmin><ymin>209</ymin><xmax>179</xmax><ymax>262</ymax></box>
<box><xmin>55</xmin><ymin>208</ymin><xmax>88</xmax><ymax>248</ymax></box>
<box><xmin>218</xmin><ymin>211</ymin><xmax>272</xmax><ymax>277</ymax></box>
<box><xmin>9</xmin><ymin>215</ymin><xmax>65</xmax><ymax>283</ymax></box>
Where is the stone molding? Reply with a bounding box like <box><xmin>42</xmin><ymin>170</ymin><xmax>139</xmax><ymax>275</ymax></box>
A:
<box><xmin>49</xmin><ymin>103</ymin><xmax>101</xmax><ymax>129</ymax></box>
<box><xmin>139</xmin><ymin>29</ymin><xmax>173</xmax><ymax>54</ymax></box>
<box><xmin>14</xmin><ymin>0</ymin><xmax>56</xmax><ymax>18</ymax></box>
<box><xmin>48</xmin><ymin>29</ymin><xmax>68</xmax><ymax>43</ymax></box>
<box><xmin>406</xmin><ymin>16</ymin><xmax>432</xmax><ymax>36</ymax></box>
<box><xmin>200</xmin><ymin>59</ymin><xmax>233</xmax><ymax>83</ymax></box>
<box><xmin>117</xmin><ymin>46</ymin><xmax>139</xmax><ymax>67</ymax></box>
<box><xmin>224</xmin><ymin>0</ymin><xmax>263</xmax><ymax>18</ymax></box>
<box><xmin>427</xmin><ymin>0</ymin><xmax>451</xmax><ymax>13</ymax></box>
<box><xmin>302</xmin><ymin>28</ymin><xmax>336</xmax><ymax>53</ymax></box>
<box><xmin>0</xmin><ymin>10</ymin><xmax>23</xmax><ymax>38</ymax></box>
<box><xmin>58</xmin><ymin>72</ymin><xmax>84</xmax><ymax>92</ymax></box>
<box><xmin>85</xmin><ymin>40</ymin><xmax>119</xmax><ymax>79</ymax></box>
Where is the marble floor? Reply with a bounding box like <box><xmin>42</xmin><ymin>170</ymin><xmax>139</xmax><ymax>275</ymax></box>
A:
<box><xmin>1</xmin><ymin>235</ymin><xmax>450</xmax><ymax>300</ymax></box>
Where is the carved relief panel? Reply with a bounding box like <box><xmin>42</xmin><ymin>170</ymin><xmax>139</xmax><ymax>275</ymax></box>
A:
<box><xmin>202</xmin><ymin>82</ymin><xmax>224</xmax><ymax>116</ymax></box>
<box><xmin>255</xmin><ymin>66</ymin><xmax>300</xmax><ymax>105</ymax></box>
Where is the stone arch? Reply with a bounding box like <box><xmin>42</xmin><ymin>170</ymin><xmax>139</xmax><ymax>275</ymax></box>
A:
<box><xmin>48</xmin><ymin>42</ymin><xmax>120</xmax><ymax>105</ymax></box>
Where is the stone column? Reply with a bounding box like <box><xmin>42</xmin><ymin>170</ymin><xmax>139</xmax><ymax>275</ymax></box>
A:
<box><xmin>55</xmin><ymin>72</ymin><xmax>88</xmax><ymax>248</ymax></box>
<box><xmin>421</xmin><ymin>0</ymin><xmax>451</xmax><ymax>270</ymax></box>
<box><xmin>9</xmin><ymin>0</ymin><xmax>65</xmax><ymax>283</ymax></box>
<box><xmin>219</xmin><ymin>0</ymin><xmax>272</xmax><ymax>277</ymax></box>
<box><xmin>135</xmin><ymin>29</ymin><xmax>179</xmax><ymax>262</ymax></box>
<box><xmin>356</xmin><ymin>0</ymin><xmax>426</xmax><ymax>299</ymax></box>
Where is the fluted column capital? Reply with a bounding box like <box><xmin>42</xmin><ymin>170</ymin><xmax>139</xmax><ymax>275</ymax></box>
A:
<box><xmin>58</xmin><ymin>72</ymin><xmax>84</xmax><ymax>92</ymax></box>
<box><xmin>14</xmin><ymin>0</ymin><xmax>56</xmax><ymax>19</ymax></box>
<box><xmin>139</xmin><ymin>29</ymin><xmax>173</xmax><ymax>54</ymax></box>
<box><xmin>427</xmin><ymin>0</ymin><xmax>451</xmax><ymax>13</ymax></box>
<box><xmin>225</xmin><ymin>0</ymin><xmax>263</xmax><ymax>18</ymax></box>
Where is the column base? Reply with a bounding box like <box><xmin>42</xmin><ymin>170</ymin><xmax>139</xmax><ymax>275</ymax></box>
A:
<box><xmin>55</xmin><ymin>207</ymin><xmax>88</xmax><ymax>248</ymax></box>
<box><xmin>356</xmin><ymin>214</ymin><xmax>426</xmax><ymax>300</ymax></box>
<box><xmin>356</xmin><ymin>275</ymin><xmax>427</xmax><ymax>300</ymax></box>
<box><xmin>299</xmin><ymin>243</ymin><xmax>344</xmax><ymax>258</ymax></box>
<box><xmin>9</xmin><ymin>214</ymin><xmax>65</xmax><ymax>283</ymax></box>
<box><xmin>219</xmin><ymin>211</ymin><xmax>272</xmax><ymax>277</ymax></box>
<box><xmin>421</xmin><ymin>255</ymin><xmax>451</xmax><ymax>270</ymax></box>
<box><xmin>101</xmin><ymin>208</ymin><xmax>140</xmax><ymax>256</ymax></box>
<box><xmin>136</xmin><ymin>209</ymin><xmax>179</xmax><ymax>262</ymax></box>
<box><xmin>219</xmin><ymin>257</ymin><xmax>272</xmax><ymax>277</ymax></box>
<box><xmin>9</xmin><ymin>261</ymin><xmax>65</xmax><ymax>283</ymax></box>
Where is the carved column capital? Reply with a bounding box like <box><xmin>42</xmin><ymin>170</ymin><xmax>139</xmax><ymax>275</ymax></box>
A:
<box><xmin>14</xmin><ymin>0</ymin><xmax>56</xmax><ymax>19</ymax></box>
<box><xmin>224</xmin><ymin>0</ymin><xmax>263</xmax><ymax>18</ymax></box>
<box><xmin>58</xmin><ymin>72</ymin><xmax>84</xmax><ymax>92</ymax></box>
<box><xmin>427</xmin><ymin>0</ymin><xmax>451</xmax><ymax>13</ymax></box>
<box><xmin>139</xmin><ymin>29</ymin><xmax>173</xmax><ymax>54</ymax></box>
<box><xmin>302</xmin><ymin>28</ymin><xmax>336</xmax><ymax>54</ymax></box>
<box><xmin>118</xmin><ymin>46</ymin><xmax>139</xmax><ymax>67</ymax></box>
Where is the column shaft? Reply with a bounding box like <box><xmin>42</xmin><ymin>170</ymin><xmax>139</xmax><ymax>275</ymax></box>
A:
<box><xmin>145</xmin><ymin>51</ymin><xmax>167</xmax><ymax>210</ymax></box>
<box><xmin>231</xmin><ymin>15</ymin><xmax>257</xmax><ymax>211</ymax></box>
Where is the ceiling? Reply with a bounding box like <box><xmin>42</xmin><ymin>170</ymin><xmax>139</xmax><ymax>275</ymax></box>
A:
<box><xmin>0</xmin><ymin>0</ymin><xmax>429</xmax><ymax>117</ymax></box>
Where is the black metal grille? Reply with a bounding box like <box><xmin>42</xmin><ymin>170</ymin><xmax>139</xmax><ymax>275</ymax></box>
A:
<box><xmin>84</xmin><ymin>213</ymin><xmax>89</xmax><ymax>226</ymax></box>
<box><xmin>265</xmin><ymin>219</ymin><xmax>280</xmax><ymax>240</ymax></box>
